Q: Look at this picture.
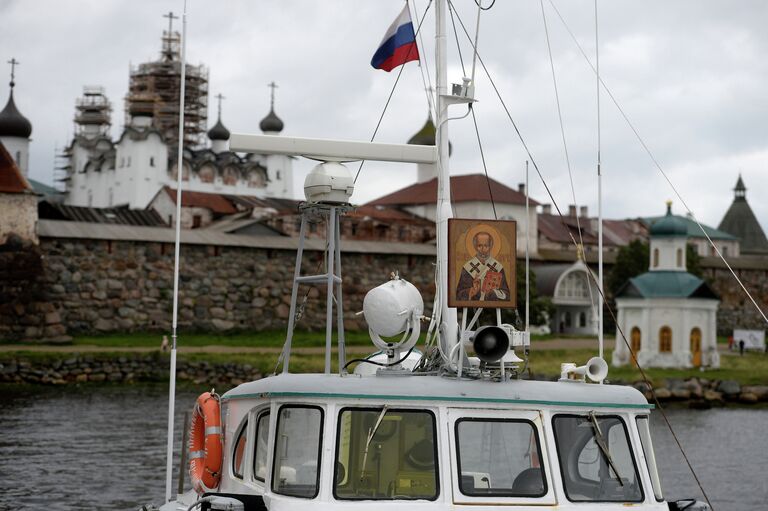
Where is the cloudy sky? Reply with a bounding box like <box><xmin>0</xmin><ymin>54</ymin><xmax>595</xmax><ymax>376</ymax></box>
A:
<box><xmin>2</xmin><ymin>0</ymin><xmax>766</xmax><ymax>228</ymax></box>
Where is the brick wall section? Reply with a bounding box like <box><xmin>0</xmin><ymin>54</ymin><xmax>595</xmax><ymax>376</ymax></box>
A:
<box><xmin>0</xmin><ymin>237</ymin><xmax>436</xmax><ymax>341</ymax></box>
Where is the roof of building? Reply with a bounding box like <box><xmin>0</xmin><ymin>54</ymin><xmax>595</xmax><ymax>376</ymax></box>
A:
<box><xmin>347</xmin><ymin>204</ymin><xmax>434</xmax><ymax>224</ymax></box>
<box><xmin>406</xmin><ymin>114</ymin><xmax>452</xmax><ymax>155</ymax></box>
<box><xmin>602</xmin><ymin>219</ymin><xmax>648</xmax><ymax>245</ymax></box>
<box><xmin>163</xmin><ymin>187</ymin><xmax>238</xmax><ymax>215</ymax></box>
<box><xmin>27</xmin><ymin>178</ymin><xmax>62</xmax><ymax>198</ymax></box>
<box><xmin>532</xmin><ymin>263</ymin><xmax>575</xmax><ymax>296</ymax></box>
<box><xmin>259</xmin><ymin>108</ymin><xmax>284</xmax><ymax>133</ymax></box>
<box><xmin>647</xmin><ymin>203</ymin><xmax>688</xmax><ymax>237</ymax></box>
<box><xmin>537</xmin><ymin>213</ymin><xmax>619</xmax><ymax>247</ymax></box>
<box><xmin>37</xmin><ymin>219</ymin><xmax>437</xmax><ymax>256</ymax></box>
<box><xmin>38</xmin><ymin>201</ymin><xmax>166</xmax><ymax>226</ymax></box>
<box><xmin>207</xmin><ymin>117</ymin><xmax>230</xmax><ymax>141</ymax></box>
<box><xmin>0</xmin><ymin>141</ymin><xmax>32</xmax><ymax>193</ymax></box>
<box><xmin>717</xmin><ymin>176</ymin><xmax>768</xmax><ymax>254</ymax></box>
<box><xmin>0</xmin><ymin>89</ymin><xmax>32</xmax><ymax>139</ymax></box>
<box><xmin>617</xmin><ymin>270</ymin><xmax>718</xmax><ymax>300</ymax></box>
<box><xmin>368</xmin><ymin>174</ymin><xmax>540</xmax><ymax>207</ymax></box>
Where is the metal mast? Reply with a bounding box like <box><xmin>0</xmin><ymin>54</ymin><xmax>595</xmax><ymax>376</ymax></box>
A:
<box><xmin>435</xmin><ymin>0</ymin><xmax>458</xmax><ymax>359</ymax></box>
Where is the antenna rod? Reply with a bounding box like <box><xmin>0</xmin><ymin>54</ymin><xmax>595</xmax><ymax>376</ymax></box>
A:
<box><xmin>595</xmin><ymin>0</ymin><xmax>604</xmax><ymax>361</ymax></box>
<box><xmin>525</xmin><ymin>161</ymin><xmax>530</xmax><ymax>334</ymax></box>
<box><xmin>435</xmin><ymin>0</ymin><xmax>458</xmax><ymax>361</ymax></box>
<box><xmin>165</xmin><ymin>0</ymin><xmax>187</xmax><ymax>502</ymax></box>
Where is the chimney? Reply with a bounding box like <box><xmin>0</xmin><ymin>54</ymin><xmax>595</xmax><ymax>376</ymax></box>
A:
<box><xmin>518</xmin><ymin>183</ymin><xmax>526</xmax><ymax>194</ymax></box>
<box><xmin>542</xmin><ymin>204</ymin><xmax>551</xmax><ymax>214</ymax></box>
<box><xmin>568</xmin><ymin>205</ymin><xmax>577</xmax><ymax>217</ymax></box>
<box><xmin>580</xmin><ymin>206</ymin><xmax>588</xmax><ymax>218</ymax></box>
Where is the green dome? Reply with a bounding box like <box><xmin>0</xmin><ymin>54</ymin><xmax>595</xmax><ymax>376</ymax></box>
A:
<box><xmin>650</xmin><ymin>202</ymin><xmax>687</xmax><ymax>237</ymax></box>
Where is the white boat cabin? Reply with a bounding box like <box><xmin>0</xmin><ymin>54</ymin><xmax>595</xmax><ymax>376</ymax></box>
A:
<box><xmin>167</xmin><ymin>373</ymin><xmax>669</xmax><ymax>511</ymax></box>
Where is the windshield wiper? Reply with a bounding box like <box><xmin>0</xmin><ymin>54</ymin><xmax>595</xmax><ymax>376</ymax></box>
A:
<box><xmin>360</xmin><ymin>406</ymin><xmax>389</xmax><ymax>480</ymax></box>
<box><xmin>588</xmin><ymin>412</ymin><xmax>624</xmax><ymax>486</ymax></box>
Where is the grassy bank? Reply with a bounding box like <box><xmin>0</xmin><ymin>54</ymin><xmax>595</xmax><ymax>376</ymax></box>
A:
<box><xmin>3</xmin><ymin>344</ymin><xmax>768</xmax><ymax>386</ymax></box>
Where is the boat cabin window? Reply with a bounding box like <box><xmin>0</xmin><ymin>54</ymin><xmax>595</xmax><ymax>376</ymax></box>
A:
<box><xmin>334</xmin><ymin>408</ymin><xmax>439</xmax><ymax>501</ymax></box>
<box><xmin>455</xmin><ymin>418</ymin><xmax>547</xmax><ymax>497</ymax></box>
<box><xmin>553</xmin><ymin>414</ymin><xmax>643</xmax><ymax>503</ymax></box>
<box><xmin>252</xmin><ymin>411</ymin><xmax>270</xmax><ymax>482</ymax></box>
<box><xmin>272</xmin><ymin>405</ymin><xmax>324</xmax><ymax>499</ymax></box>
<box><xmin>636</xmin><ymin>416</ymin><xmax>663</xmax><ymax>501</ymax></box>
<box><xmin>232</xmin><ymin>419</ymin><xmax>248</xmax><ymax>479</ymax></box>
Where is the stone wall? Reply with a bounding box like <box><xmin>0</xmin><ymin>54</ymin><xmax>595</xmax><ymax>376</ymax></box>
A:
<box><xmin>0</xmin><ymin>235</ymin><xmax>436</xmax><ymax>341</ymax></box>
<box><xmin>1</xmin><ymin>229</ymin><xmax>766</xmax><ymax>341</ymax></box>
<box><xmin>703</xmin><ymin>263</ymin><xmax>768</xmax><ymax>333</ymax></box>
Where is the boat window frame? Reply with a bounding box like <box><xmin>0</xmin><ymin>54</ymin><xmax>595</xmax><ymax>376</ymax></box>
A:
<box><xmin>231</xmin><ymin>416</ymin><xmax>249</xmax><ymax>480</ymax></box>
<box><xmin>332</xmin><ymin>406</ymin><xmax>441</xmax><ymax>502</ymax></box>
<box><xmin>251</xmin><ymin>409</ymin><xmax>271</xmax><ymax>483</ymax></box>
<box><xmin>551</xmin><ymin>413</ymin><xmax>645</xmax><ymax>504</ymax></box>
<box><xmin>454</xmin><ymin>417</ymin><xmax>548</xmax><ymax>499</ymax></box>
<box><xmin>271</xmin><ymin>404</ymin><xmax>325</xmax><ymax>500</ymax></box>
<box><xmin>446</xmin><ymin>408</ymin><xmax>556</xmax><ymax>506</ymax></box>
<box><xmin>635</xmin><ymin>415</ymin><xmax>664</xmax><ymax>502</ymax></box>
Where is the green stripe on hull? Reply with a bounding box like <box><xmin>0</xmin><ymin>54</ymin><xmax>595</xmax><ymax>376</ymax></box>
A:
<box><xmin>223</xmin><ymin>391</ymin><xmax>653</xmax><ymax>410</ymax></box>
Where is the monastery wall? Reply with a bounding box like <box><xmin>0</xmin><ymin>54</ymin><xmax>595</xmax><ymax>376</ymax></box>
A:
<box><xmin>0</xmin><ymin>231</ymin><xmax>436</xmax><ymax>342</ymax></box>
<box><xmin>0</xmin><ymin>229</ymin><xmax>765</xmax><ymax>342</ymax></box>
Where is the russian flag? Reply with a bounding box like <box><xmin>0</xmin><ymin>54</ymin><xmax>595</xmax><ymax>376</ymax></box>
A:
<box><xmin>371</xmin><ymin>4</ymin><xmax>420</xmax><ymax>72</ymax></box>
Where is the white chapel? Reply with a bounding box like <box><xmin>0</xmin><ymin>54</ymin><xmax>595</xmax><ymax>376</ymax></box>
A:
<box><xmin>612</xmin><ymin>202</ymin><xmax>720</xmax><ymax>369</ymax></box>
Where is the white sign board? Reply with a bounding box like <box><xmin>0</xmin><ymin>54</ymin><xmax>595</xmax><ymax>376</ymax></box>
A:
<box><xmin>733</xmin><ymin>329</ymin><xmax>765</xmax><ymax>351</ymax></box>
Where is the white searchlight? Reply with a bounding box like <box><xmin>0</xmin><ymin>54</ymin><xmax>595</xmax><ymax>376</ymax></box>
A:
<box><xmin>361</xmin><ymin>275</ymin><xmax>423</xmax><ymax>372</ymax></box>
<box><xmin>559</xmin><ymin>357</ymin><xmax>609</xmax><ymax>383</ymax></box>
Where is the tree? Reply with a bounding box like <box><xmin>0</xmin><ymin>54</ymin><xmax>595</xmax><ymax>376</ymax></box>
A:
<box><xmin>607</xmin><ymin>239</ymin><xmax>648</xmax><ymax>297</ymax></box>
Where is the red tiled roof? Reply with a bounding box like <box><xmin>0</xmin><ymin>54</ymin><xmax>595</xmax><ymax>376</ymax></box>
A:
<box><xmin>348</xmin><ymin>205</ymin><xmax>433</xmax><ymax>224</ymax></box>
<box><xmin>0</xmin><ymin>141</ymin><xmax>31</xmax><ymax>193</ymax></box>
<box><xmin>367</xmin><ymin>174</ymin><xmax>539</xmax><ymax>207</ymax></box>
<box><xmin>538</xmin><ymin>213</ymin><xmax>617</xmax><ymax>247</ymax></box>
<box><xmin>164</xmin><ymin>187</ymin><xmax>238</xmax><ymax>215</ymax></box>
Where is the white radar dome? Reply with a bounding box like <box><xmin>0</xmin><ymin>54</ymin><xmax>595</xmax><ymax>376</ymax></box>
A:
<box><xmin>363</xmin><ymin>278</ymin><xmax>423</xmax><ymax>339</ymax></box>
<box><xmin>303</xmin><ymin>161</ymin><xmax>354</xmax><ymax>204</ymax></box>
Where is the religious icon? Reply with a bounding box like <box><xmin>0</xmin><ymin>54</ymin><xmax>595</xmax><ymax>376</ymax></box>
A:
<box><xmin>448</xmin><ymin>218</ymin><xmax>516</xmax><ymax>309</ymax></box>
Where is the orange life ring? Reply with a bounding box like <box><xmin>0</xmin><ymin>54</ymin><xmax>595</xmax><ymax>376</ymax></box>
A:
<box><xmin>189</xmin><ymin>391</ymin><xmax>223</xmax><ymax>493</ymax></box>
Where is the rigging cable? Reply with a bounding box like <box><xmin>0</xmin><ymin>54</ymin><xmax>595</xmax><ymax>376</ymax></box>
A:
<box><xmin>546</xmin><ymin>0</ymin><xmax>768</xmax><ymax>329</ymax></box>
<box><xmin>538</xmin><ymin>0</ymin><xmax>596</xmax><ymax>316</ymax></box>
<box><xmin>354</xmin><ymin>0</ymin><xmax>433</xmax><ymax>184</ymax></box>
<box><xmin>449</xmin><ymin>7</ymin><xmax>715</xmax><ymax>508</ymax></box>
<box><xmin>447</xmin><ymin>1</ymin><xmax>497</xmax><ymax>219</ymax></box>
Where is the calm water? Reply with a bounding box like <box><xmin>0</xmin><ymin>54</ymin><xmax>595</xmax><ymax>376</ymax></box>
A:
<box><xmin>0</xmin><ymin>385</ymin><xmax>765</xmax><ymax>510</ymax></box>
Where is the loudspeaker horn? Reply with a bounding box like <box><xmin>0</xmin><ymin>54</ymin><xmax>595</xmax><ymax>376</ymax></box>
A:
<box><xmin>472</xmin><ymin>326</ymin><xmax>510</xmax><ymax>363</ymax></box>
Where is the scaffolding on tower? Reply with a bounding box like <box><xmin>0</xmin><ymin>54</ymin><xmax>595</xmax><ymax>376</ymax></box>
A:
<box><xmin>124</xmin><ymin>13</ymin><xmax>208</xmax><ymax>148</ymax></box>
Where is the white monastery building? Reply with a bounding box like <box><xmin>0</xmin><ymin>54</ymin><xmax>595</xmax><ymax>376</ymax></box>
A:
<box><xmin>612</xmin><ymin>203</ymin><xmax>720</xmax><ymax>369</ymax></box>
<box><xmin>61</xmin><ymin>22</ymin><xmax>293</xmax><ymax>210</ymax></box>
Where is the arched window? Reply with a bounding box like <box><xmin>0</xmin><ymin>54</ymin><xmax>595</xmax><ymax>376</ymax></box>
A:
<box><xmin>631</xmin><ymin>327</ymin><xmax>641</xmax><ymax>354</ymax></box>
<box><xmin>659</xmin><ymin>326</ymin><xmax>672</xmax><ymax>353</ymax></box>
<box><xmin>653</xmin><ymin>248</ymin><xmax>659</xmax><ymax>268</ymax></box>
<box><xmin>676</xmin><ymin>248</ymin><xmax>682</xmax><ymax>267</ymax></box>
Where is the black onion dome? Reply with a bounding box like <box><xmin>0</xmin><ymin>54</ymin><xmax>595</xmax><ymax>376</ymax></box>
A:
<box><xmin>0</xmin><ymin>90</ymin><xmax>32</xmax><ymax>138</ymax></box>
<box><xmin>207</xmin><ymin>117</ymin><xmax>230</xmax><ymax>141</ymax></box>
<box><xmin>259</xmin><ymin>108</ymin><xmax>284</xmax><ymax>133</ymax></box>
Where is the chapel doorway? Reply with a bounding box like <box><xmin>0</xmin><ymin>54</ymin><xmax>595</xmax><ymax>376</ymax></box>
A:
<box><xmin>690</xmin><ymin>327</ymin><xmax>702</xmax><ymax>367</ymax></box>
<box><xmin>630</xmin><ymin>327</ymin><xmax>641</xmax><ymax>367</ymax></box>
